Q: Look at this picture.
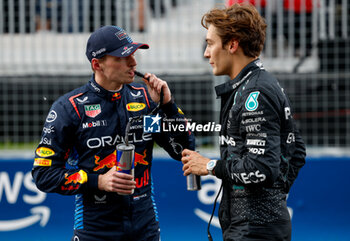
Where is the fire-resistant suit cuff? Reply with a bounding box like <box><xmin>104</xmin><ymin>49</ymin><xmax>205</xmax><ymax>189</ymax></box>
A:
<box><xmin>212</xmin><ymin>160</ymin><xmax>224</xmax><ymax>179</ymax></box>
<box><xmin>160</xmin><ymin>98</ymin><xmax>177</xmax><ymax>117</ymax></box>
<box><xmin>87</xmin><ymin>173</ymin><xmax>99</xmax><ymax>190</ymax></box>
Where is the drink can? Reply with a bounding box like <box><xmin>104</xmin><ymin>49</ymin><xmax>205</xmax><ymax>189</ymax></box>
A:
<box><xmin>116</xmin><ymin>143</ymin><xmax>135</xmax><ymax>195</ymax></box>
<box><xmin>187</xmin><ymin>174</ymin><xmax>201</xmax><ymax>191</ymax></box>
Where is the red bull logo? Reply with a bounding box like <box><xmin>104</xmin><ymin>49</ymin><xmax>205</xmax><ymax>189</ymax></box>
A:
<box><xmin>135</xmin><ymin>169</ymin><xmax>149</xmax><ymax>188</ymax></box>
<box><xmin>93</xmin><ymin>151</ymin><xmax>117</xmax><ymax>171</ymax></box>
<box><xmin>93</xmin><ymin>150</ymin><xmax>148</xmax><ymax>172</ymax></box>
<box><xmin>134</xmin><ymin>150</ymin><xmax>148</xmax><ymax>166</ymax></box>
<box><xmin>64</xmin><ymin>170</ymin><xmax>87</xmax><ymax>185</ymax></box>
<box><xmin>111</xmin><ymin>92</ymin><xmax>121</xmax><ymax>101</ymax></box>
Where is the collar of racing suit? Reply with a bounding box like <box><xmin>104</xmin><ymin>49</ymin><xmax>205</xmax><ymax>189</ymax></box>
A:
<box><xmin>214</xmin><ymin>58</ymin><xmax>264</xmax><ymax>98</ymax></box>
<box><xmin>88</xmin><ymin>74</ymin><xmax>123</xmax><ymax>101</ymax></box>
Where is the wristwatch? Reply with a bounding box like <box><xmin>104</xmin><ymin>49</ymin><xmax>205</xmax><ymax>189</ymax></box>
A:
<box><xmin>207</xmin><ymin>160</ymin><xmax>217</xmax><ymax>176</ymax></box>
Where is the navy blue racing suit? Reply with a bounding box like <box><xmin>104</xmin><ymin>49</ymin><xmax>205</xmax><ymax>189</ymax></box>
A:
<box><xmin>213</xmin><ymin>59</ymin><xmax>306</xmax><ymax>241</ymax></box>
<box><xmin>32</xmin><ymin>76</ymin><xmax>195</xmax><ymax>241</ymax></box>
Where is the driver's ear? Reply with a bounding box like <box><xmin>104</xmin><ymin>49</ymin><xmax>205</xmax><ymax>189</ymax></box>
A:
<box><xmin>91</xmin><ymin>58</ymin><xmax>103</xmax><ymax>72</ymax></box>
<box><xmin>228</xmin><ymin>39</ymin><xmax>239</xmax><ymax>54</ymax></box>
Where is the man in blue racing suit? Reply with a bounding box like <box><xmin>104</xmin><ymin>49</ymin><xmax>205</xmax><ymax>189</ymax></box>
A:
<box><xmin>32</xmin><ymin>25</ymin><xmax>195</xmax><ymax>241</ymax></box>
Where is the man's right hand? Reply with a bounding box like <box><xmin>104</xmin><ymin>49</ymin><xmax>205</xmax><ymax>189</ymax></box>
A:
<box><xmin>181</xmin><ymin>149</ymin><xmax>211</xmax><ymax>176</ymax></box>
<box><xmin>98</xmin><ymin>166</ymin><xmax>136</xmax><ymax>195</ymax></box>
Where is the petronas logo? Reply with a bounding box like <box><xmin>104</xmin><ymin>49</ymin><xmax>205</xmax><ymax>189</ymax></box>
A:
<box><xmin>245</xmin><ymin>91</ymin><xmax>260</xmax><ymax>111</ymax></box>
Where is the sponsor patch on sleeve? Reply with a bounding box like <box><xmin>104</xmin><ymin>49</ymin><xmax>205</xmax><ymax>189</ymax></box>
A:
<box><xmin>64</xmin><ymin>170</ymin><xmax>88</xmax><ymax>185</ymax></box>
<box><xmin>34</xmin><ymin>158</ymin><xmax>52</xmax><ymax>166</ymax></box>
<box><xmin>36</xmin><ymin>147</ymin><xmax>55</xmax><ymax>157</ymax></box>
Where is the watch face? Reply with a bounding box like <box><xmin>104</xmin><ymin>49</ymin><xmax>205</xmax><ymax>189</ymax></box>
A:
<box><xmin>208</xmin><ymin>161</ymin><xmax>215</xmax><ymax>169</ymax></box>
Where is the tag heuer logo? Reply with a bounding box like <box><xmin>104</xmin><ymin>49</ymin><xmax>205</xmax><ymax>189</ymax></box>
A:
<box><xmin>85</xmin><ymin>104</ymin><xmax>101</xmax><ymax>118</ymax></box>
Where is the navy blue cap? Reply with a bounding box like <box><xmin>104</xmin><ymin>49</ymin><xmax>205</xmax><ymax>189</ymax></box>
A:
<box><xmin>86</xmin><ymin>25</ymin><xmax>149</xmax><ymax>62</ymax></box>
